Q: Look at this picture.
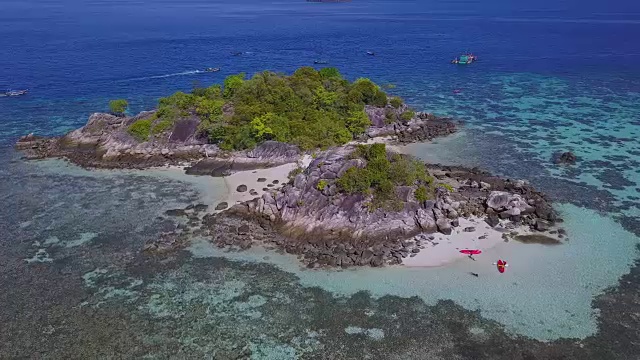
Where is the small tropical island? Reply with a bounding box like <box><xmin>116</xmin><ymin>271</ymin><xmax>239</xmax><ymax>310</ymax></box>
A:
<box><xmin>15</xmin><ymin>67</ymin><xmax>562</xmax><ymax>268</ymax></box>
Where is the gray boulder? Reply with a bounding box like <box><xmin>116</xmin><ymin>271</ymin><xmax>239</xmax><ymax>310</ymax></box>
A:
<box><xmin>415</xmin><ymin>208</ymin><xmax>437</xmax><ymax>233</ymax></box>
<box><xmin>486</xmin><ymin>191</ymin><xmax>534</xmax><ymax>213</ymax></box>
<box><xmin>215</xmin><ymin>202</ymin><xmax>229</xmax><ymax>210</ymax></box>
<box><xmin>535</xmin><ymin>219</ymin><xmax>551</xmax><ymax>232</ymax></box>
<box><xmin>436</xmin><ymin>218</ymin><xmax>452</xmax><ymax>235</ymax></box>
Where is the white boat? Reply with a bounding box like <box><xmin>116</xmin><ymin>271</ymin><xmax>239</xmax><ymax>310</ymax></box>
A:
<box><xmin>1</xmin><ymin>89</ymin><xmax>28</xmax><ymax>97</ymax></box>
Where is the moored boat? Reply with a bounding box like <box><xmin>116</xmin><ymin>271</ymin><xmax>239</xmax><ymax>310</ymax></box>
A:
<box><xmin>451</xmin><ymin>53</ymin><xmax>478</xmax><ymax>65</ymax></box>
<box><xmin>1</xmin><ymin>89</ymin><xmax>28</xmax><ymax>97</ymax></box>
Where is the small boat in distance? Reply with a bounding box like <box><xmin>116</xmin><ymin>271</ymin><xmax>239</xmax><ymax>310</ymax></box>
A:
<box><xmin>366</xmin><ymin>51</ymin><xmax>375</xmax><ymax>56</ymax></box>
<box><xmin>314</xmin><ymin>60</ymin><xmax>328</xmax><ymax>64</ymax></box>
<box><xmin>232</xmin><ymin>52</ymin><xmax>243</xmax><ymax>56</ymax></box>
<box><xmin>451</xmin><ymin>53</ymin><xmax>478</xmax><ymax>64</ymax></box>
<box><xmin>205</xmin><ymin>67</ymin><xmax>221</xmax><ymax>72</ymax></box>
<box><xmin>1</xmin><ymin>89</ymin><xmax>28</xmax><ymax>97</ymax></box>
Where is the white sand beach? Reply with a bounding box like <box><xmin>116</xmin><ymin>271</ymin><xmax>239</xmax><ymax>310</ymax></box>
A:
<box><xmin>402</xmin><ymin>217</ymin><xmax>510</xmax><ymax>268</ymax></box>
<box><xmin>217</xmin><ymin>155</ymin><xmax>313</xmax><ymax>210</ymax></box>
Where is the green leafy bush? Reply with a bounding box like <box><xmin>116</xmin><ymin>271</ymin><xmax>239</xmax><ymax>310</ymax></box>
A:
<box><xmin>319</xmin><ymin>67</ymin><xmax>342</xmax><ymax>79</ymax></box>
<box><xmin>148</xmin><ymin>67</ymin><xmax>395</xmax><ymax>151</ymax></box>
<box><xmin>288</xmin><ymin>167</ymin><xmax>303</xmax><ymax>181</ymax></box>
<box><xmin>223</xmin><ymin>73</ymin><xmax>246</xmax><ymax>98</ymax></box>
<box><xmin>128</xmin><ymin>119</ymin><xmax>152</xmax><ymax>141</ymax></box>
<box><xmin>372</xmin><ymin>90</ymin><xmax>388</xmax><ymax>108</ymax></box>
<box><xmin>337</xmin><ymin>144</ymin><xmax>436</xmax><ymax>210</ymax></box>
<box><xmin>384</xmin><ymin>108</ymin><xmax>396</xmax><ymax>124</ymax></box>
<box><xmin>389</xmin><ymin>97</ymin><xmax>403</xmax><ymax>109</ymax></box>
<box><xmin>109</xmin><ymin>99</ymin><xmax>128</xmax><ymax>115</ymax></box>
<box><xmin>437</xmin><ymin>183</ymin><xmax>455</xmax><ymax>192</ymax></box>
<box><xmin>389</xmin><ymin>157</ymin><xmax>426</xmax><ymax>186</ymax></box>
<box><xmin>151</xmin><ymin>118</ymin><xmax>174</xmax><ymax>135</ymax></box>
<box><xmin>317</xmin><ymin>179</ymin><xmax>328</xmax><ymax>191</ymax></box>
<box><xmin>414</xmin><ymin>185</ymin><xmax>430</xmax><ymax>202</ymax></box>
<box><xmin>336</xmin><ymin>167</ymin><xmax>372</xmax><ymax>194</ymax></box>
<box><xmin>400</xmin><ymin>110</ymin><xmax>414</xmax><ymax>121</ymax></box>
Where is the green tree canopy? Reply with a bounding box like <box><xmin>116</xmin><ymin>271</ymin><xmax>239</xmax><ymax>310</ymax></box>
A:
<box><xmin>109</xmin><ymin>99</ymin><xmax>128</xmax><ymax>116</ymax></box>
<box><xmin>337</xmin><ymin>144</ymin><xmax>435</xmax><ymax>210</ymax></box>
<box><xmin>127</xmin><ymin>67</ymin><xmax>406</xmax><ymax>149</ymax></box>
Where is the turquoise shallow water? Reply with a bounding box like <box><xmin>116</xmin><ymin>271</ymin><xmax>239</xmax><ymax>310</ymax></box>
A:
<box><xmin>187</xmin><ymin>203</ymin><xmax>638</xmax><ymax>341</ymax></box>
<box><xmin>2</xmin><ymin>0</ymin><xmax>640</xmax><ymax>357</ymax></box>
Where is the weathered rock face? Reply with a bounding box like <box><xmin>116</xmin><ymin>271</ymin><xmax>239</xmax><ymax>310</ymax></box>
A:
<box><xmin>486</xmin><ymin>191</ymin><xmax>535</xmax><ymax>220</ymax></box>
<box><xmin>15</xmin><ymin>110</ymin><xmax>303</xmax><ymax>171</ymax></box>
<box><xmin>243</xmin><ymin>146</ymin><xmax>444</xmax><ymax>244</ymax></box>
<box><xmin>184</xmin><ymin>141</ymin><xmax>301</xmax><ymax>176</ymax></box>
<box><xmin>364</xmin><ymin>108</ymin><xmax>457</xmax><ymax>142</ymax></box>
<box><xmin>222</xmin><ymin>146</ymin><xmax>559</xmax><ymax>268</ymax></box>
<box><xmin>15</xmin><ymin>111</ymin><xmax>215</xmax><ymax>169</ymax></box>
<box><xmin>16</xmin><ymin>103</ymin><xmax>454</xmax><ymax>171</ymax></box>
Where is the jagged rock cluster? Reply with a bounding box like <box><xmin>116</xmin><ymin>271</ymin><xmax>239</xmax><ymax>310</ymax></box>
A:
<box><xmin>15</xmin><ymin>104</ymin><xmax>456</xmax><ymax>171</ymax></box>
<box><xmin>15</xmin><ymin>112</ymin><xmax>212</xmax><ymax>169</ymax></box>
<box><xmin>185</xmin><ymin>141</ymin><xmax>301</xmax><ymax>176</ymax></box>
<box><xmin>365</xmin><ymin>105</ymin><xmax>457</xmax><ymax>142</ymax></box>
<box><xmin>217</xmin><ymin>147</ymin><xmax>559</xmax><ymax>268</ymax></box>
<box><xmin>553</xmin><ymin>151</ymin><xmax>578</xmax><ymax>165</ymax></box>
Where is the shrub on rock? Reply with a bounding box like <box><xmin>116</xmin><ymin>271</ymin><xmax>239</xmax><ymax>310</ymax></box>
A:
<box><xmin>109</xmin><ymin>99</ymin><xmax>128</xmax><ymax>116</ymax></box>
<box><xmin>128</xmin><ymin>118</ymin><xmax>152</xmax><ymax>141</ymax></box>
<box><xmin>389</xmin><ymin>97</ymin><xmax>403</xmax><ymax>109</ymax></box>
<box><xmin>316</xmin><ymin>179</ymin><xmax>328</xmax><ymax>191</ymax></box>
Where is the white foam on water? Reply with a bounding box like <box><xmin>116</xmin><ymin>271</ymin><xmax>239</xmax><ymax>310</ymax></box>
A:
<box><xmin>118</xmin><ymin>70</ymin><xmax>204</xmax><ymax>82</ymax></box>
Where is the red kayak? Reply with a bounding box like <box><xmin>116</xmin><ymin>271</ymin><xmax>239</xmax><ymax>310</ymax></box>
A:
<box><xmin>459</xmin><ymin>249</ymin><xmax>482</xmax><ymax>255</ymax></box>
<box><xmin>496</xmin><ymin>259</ymin><xmax>508</xmax><ymax>273</ymax></box>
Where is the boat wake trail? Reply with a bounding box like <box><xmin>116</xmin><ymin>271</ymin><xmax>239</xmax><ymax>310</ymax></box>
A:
<box><xmin>118</xmin><ymin>70</ymin><xmax>203</xmax><ymax>82</ymax></box>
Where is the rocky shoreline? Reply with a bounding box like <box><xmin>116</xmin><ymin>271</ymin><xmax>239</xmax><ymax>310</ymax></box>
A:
<box><xmin>14</xmin><ymin>105</ymin><xmax>457</xmax><ymax>173</ymax></box>
<box><xmin>148</xmin><ymin>144</ymin><xmax>563</xmax><ymax>269</ymax></box>
<box><xmin>15</xmin><ymin>101</ymin><xmax>564</xmax><ymax>270</ymax></box>
<box><xmin>191</xmin><ymin>145</ymin><xmax>561</xmax><ymax>268</ymax></box>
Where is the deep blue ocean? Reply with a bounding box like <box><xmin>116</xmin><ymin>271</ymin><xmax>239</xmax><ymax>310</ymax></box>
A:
<box><xmin>2</xmin><ymin>0</ymin><xmax>640</xmax><ymax>358</ymax></box>
<box><xmin>2</xmin><ymin>0</ymin><xmax>639</xmax><ymax>143</ymax></box>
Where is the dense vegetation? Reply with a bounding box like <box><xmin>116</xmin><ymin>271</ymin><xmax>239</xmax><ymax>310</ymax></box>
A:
<box><xmin>127</xmin><ymin>67</ymin><xmax>404</xmax><ymax>150</ymax></box>
<box><xmin>109</xmin><ymin>99</ymin><xmax>128</xmax><ymax>116</ymax></box>
<box><xmin>336</xmin><ymin>144</ymin><xmax>451</xmax><ymax>210</ymax></box>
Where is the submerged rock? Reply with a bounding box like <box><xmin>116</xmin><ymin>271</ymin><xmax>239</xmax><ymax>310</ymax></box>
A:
<box><xmin>215</xmin><ymin>202</ymin><xmax>229</xmax><ymax>210</ymax></box>
<box><xmin>165</xmin><ymin>209</ymin><xmax>187</xmax><ymax>217</ymax></box>
<box><xmin>514</xmin><ymin>234</ymin><xmax>562</xmax><ymax>245</ymax></box>
<box><xmin>553</xmin><ymin>151</ymin><xmax>578</xmax><ymax>165</ymax></box>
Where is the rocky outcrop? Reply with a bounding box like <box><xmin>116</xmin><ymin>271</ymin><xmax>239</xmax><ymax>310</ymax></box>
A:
<box><xmin>364</xmin><ymin>107</ymin><xmax>457</xmax><ymax>142</ymax></box>
<box><xmin>15</xmin><ymin>111</ymin><xmax>302</xmax><ymax>172</ymax></box>
<box><xmin>553</xmin><ymin>151</ymin><xmax>577</xmax><ymax>165</ymax></box>
<box><xmin>15</xmin><ymin>111</ymin><xmax>214</xmax><ymax>169</ymax></box>
<box><xmin>184</xmin><ymin>141</ymin><xmax>301</xmax><ymax>176</ymax></box>
<box><xmin>16</xmin><ymin>102</ymin><xmax>456</xmax><ymax>171</ymax></box>
<box><xmin>213</xmin><ymin>146</ymin><xmax>559</xmax><ymax>268</ymax></box>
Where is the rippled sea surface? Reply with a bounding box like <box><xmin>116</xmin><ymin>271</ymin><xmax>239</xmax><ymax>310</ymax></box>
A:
<box><xmin>1</xmin><ymin>0</ymin><xmax>640</xmax><ymax>358</ymax></box>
